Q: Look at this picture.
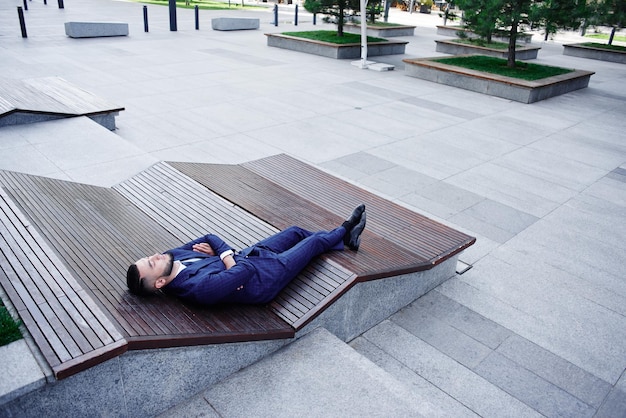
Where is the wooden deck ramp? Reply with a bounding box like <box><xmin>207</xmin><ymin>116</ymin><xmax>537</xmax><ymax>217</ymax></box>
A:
<box><xmin>0</xmin><ymin>77</ymin><xmax>124</xmax><ymax>129</ymax></box>
<box><xmin>0</xmin><ymin>155</ymin><xmax>474</xmax><ymax>379</ymax></box>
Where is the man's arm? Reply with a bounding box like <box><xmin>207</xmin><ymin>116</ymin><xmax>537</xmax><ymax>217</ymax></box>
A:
<box><xmin>221</xmin><ymin>253</ymin><xmax>236</xmax><ymax>270</ymax></box>
<box><xmin>171</xmin><ymin>260</ymin><xmax>255</xmax><ymax>305</ymax></box>
<box><xmin>178</xmin><ymin>234</ymin><xmax>234</xmax><ymax>260</ymax></box>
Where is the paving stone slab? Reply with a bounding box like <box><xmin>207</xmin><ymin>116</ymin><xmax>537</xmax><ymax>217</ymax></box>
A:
<box><xmin>495</xmin><ymin>335</ymin><xmax>612</xmax><ymax>408</ymax></box>
<box><xmin>362</xmin><ymin>320</ymin><xmax>542</xmax><ymax>417</ymax></box>
<box><xmin>196</xmin><ymin>328</ymin><xmax>424</xmax><ymax>417</ymax></box>
<box><xmin>349</xmin><ymin>336</ymin><xmax>478</xmax><ymax>418</ymax></box>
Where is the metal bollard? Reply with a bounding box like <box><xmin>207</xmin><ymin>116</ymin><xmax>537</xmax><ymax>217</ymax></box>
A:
<box><xmin>17</xmin><ymin>7</ymin><xmax>27</xmax><ymax>38</ymax></box>
<box><xmin>169</xmin><ymin>0</ymin><xmax>177</xmax><ymax>31</ymax></box>
<box><xmin>313</xmin><ymin>13</ymin><xmax>316</xmax><ymax>25</ymax></box>
<box><xmin>195</xmin><ymin>5</ymin><xmax>199</xmax><ymax>30</ymax></box>
<box><xmin>294</xmin><ymin>4</ymin><xmax>298</xmax><ymax>26</ymax></box>
<box><xmin>143</xmin><ymin>5</ymin><xmax>149</xmax><ymax>32</ymax></box>
<box><xmin>274</xmin><ymin>4</ymin><xmax>278</xmax><ymax>26</ymax></box>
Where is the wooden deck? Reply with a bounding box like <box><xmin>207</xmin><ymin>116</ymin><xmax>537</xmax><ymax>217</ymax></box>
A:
<box><xmin>0</xmin><ymin>76</ymin><xmax>124</xmax><ymax>128</ymax></box>
<box><xmin>0</xmin><ymin>154</ymin><xmax>474</xmax><ymax>379</ymax></box>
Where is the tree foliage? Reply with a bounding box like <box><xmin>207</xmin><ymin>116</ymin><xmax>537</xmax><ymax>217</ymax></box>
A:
<box><xmin>586</xmin><ymin>0</ymin><xmax>626</xmax><ymax>44</ymax></box>
<box><xmin>455</xmin><ymin>0</ymin><xmax>588</xmax><ymax>67</ymax></box>
<box><xmin>304</xmin><ymin>0</ymin><xmax>361</xmax><ymax>35</ymax></box>
<box><xmin>530</xmin><ymin>0</ymin><xmax>589</xmax><ymax>41</ymax></box>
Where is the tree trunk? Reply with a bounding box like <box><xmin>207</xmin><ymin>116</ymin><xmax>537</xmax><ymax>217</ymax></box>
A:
<box><xmin>608</xmin><ymin>26</ymin><xmax>616</xmax><ymax>45</ymax></box>
<box><xmin>507</xmin><ymin>18</ymin><xmax>518</xmax><ymax>68</ymax></box>
<box><xmin>338</xmin><ymin>5</ymin><xmax>345</xmax><ymax>36</ymax></box>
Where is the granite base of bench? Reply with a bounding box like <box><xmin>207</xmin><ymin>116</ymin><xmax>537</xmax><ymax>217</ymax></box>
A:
<box><xmin>563</xmin><ymin>43</ymin><xmax>626</xmax><ymax>64</ymax></box>
<box><xmin>0</xmin><ymin>258</ymin><xmax>457</xmax><ymax>417</ymax></box>
<box><xmin>436</xmin><ymin>25</ymin><xmax>533</xmax><ymax>44</ymax></box>
<box><xmin>211</xmin><ymin>17</ymin><xmax>260</xmax><ymax>31</ymax></box>
<box><xmin>403</xmin><ymin>56</ymin><xmax>594</xmax><ymax>103</ymax></box>
<box><xmin>343</xmin><ymin>23</ymin><xmax>416</xmax><ymax>37</ymax></box>
<box><xmin>266</xmin><ymin>33</ymin><xmax>408</xmax><ymax>59</ymax></box>
<box><xmin>435</xmin><ymin>39</ymin><xmax>540</xmax><ymax>60</ymax></box>
<box><xmin>65</xmin><ymin>21</ymin><xmax>129</xmax><ymax>38</ymax></box>
<box><xmin>0</xmin><ymin>111</ymin><xmax>119</xmax><ymax>130</ymax></box>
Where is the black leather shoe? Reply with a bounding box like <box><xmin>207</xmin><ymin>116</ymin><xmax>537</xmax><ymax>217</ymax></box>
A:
<box><xmin>346</xmin><ymin>212</ymin><xmax>366</xmax><ymax>251</ymax></box>
<box><xmin>342</xmin><ymin>204</ymin><xmax>365</xmax><ymax>242</ymax></box>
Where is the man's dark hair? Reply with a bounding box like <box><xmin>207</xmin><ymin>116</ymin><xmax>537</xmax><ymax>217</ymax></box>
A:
<box><xmin>126</xmin><ymin>264</ymin><xmax>145</xmax><ymax>296</ymax></box>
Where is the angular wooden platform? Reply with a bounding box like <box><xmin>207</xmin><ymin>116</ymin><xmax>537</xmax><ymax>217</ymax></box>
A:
<box><xmin>0</xmin><ymin>154</ymin><xmax>475</xmax><ymax>380</ymax></box>
<box><xmin>0</xmin><ymin>77</ymin><xmax>124</xmax><ymax>130</ymax></box>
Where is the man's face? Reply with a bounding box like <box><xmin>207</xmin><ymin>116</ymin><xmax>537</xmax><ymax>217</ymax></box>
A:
<box><xmin>135</xmin><ymin>253</ymin><xmax>174</xmax><ymax>286</ymax></box>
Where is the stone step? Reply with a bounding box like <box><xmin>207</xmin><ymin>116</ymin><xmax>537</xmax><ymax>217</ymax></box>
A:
<box><xmin>159</xmin><ymin>328</ymin><xmax>430</xmax><ymax>417</ymax></box>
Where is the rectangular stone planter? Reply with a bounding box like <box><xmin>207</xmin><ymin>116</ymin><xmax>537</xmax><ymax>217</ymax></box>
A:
<box><xmin>436</xmin><ymin>25</ymin><xmax>533</xmax><ymax>44</ymax></box>
<box><xmin>436</xmin><ymin>39</ymin><xmax>540</xmax><ymax>60</ymax></box>
<box><xmin>266</xmin><ymin>33</ymin><xmax>408</xmax><ymax>59</ymax></box>
<box><xmin>343</xmin><ymin>23</ymin><xmax>416</xmax><ymax>37</ymax></box>
<box><xmin>211</xmin><ymin>17</ymin><xmax>260</xmax><ymax>31</ymax></box>
<box><xmin>64</xmin><ymin>21</ymin><xmax>128</xmax><ymax>38</ymax></box>
<box><xmin>403</xmin><ymin>56</ymin><xmax>595</xmax><ymax>103</ymax></box>
<box><xmin>563</xmin><ymin>43</ymin><xmax>626</xmax><ymax>64</ymax></box>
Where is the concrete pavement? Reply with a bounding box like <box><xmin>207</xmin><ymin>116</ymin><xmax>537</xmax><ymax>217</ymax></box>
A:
<box><xmin>1</xmin><ymin>0</ymin><xmax>625</xmax><ymax>416</ymax></box>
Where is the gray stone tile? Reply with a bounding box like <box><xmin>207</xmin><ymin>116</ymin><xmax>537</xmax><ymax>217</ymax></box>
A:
<box><xmin>530</xmin><ymin>129</ymin><xmax>626</xmax><ymax>171</ymax></box>
<box><xmin>414</xmin><ymin>124</ymin><xmax>521</xmax><ymax>160</ymax></box>
<box><xmin>391</xmin><ymin>306</ymin><xmax>493</xmax><ymax>369</ymax></box>
<box><xmin>332</xmin><ymin>152</ymin><xmax>397</xmax><ymax>176</ymax></box>
<box><xmin>360</xmin><ymin>164</ymin><xmax>440</xmax><ymax>199</ymax></box>
<box><xmin>449</xmin><ymin>199</ymin><xmax>538</xmax><ymax>243</ymax></box>
<box><xmin>493</xmin><ymin>147</ymin><xmax>607</xmax><ymax>191</ymax></box>
<box><xmin>362</xmin><ymin>320</ymin><xmax>542</xmax><ymax>417</ymax></box>
<box><xmin>607</xmin><ymin>167</ymin><xmax>626</xmax><ymax>183</ymax></box>
<box><xmin>437</xmin><ymin>276</ymin><xmax>626</xmax><ymax>384</ymax></box>
<box><xmin>158</xmin><ymin>395</ymin><xmax>220</xmax><ymax>418</ymax></box>
<box><xmin>400</xmin><ymin>96</ymin><xmax>484</xmax><ymax>121</ymax></box>
<box><xmin>594</xmin><ymin>384</ymin><xmax>626</xmax><ymax>418</ymax></box>
<box><xmin>202</xmin><ymin>328</ymin><xmax>424</xmax><ymax>417</ymax></box>
<box><xmin>496</xmin><ymin>335</ymin><xmax>612</xmax><ymax>408</ymax></box>
<box><xmin>462</xmin><ymin>114</ymin><xmax>558</xmax><ymax>146</ymax></box>
<box><xmin>371</xmin><ymin>136</ymin><xmax>488</xmax><ymax>181</ymax></box>
<box><xmin>350</xmin><ymin>336</ymin><xmax>479</xmax><ymax>418</ymax></box>
<box><xmin>0</xmin><ymin>340</ymin><xmax>45</xmax><ymax>406</ymax></box>
<box><xmin>446</xmin><ymin>162</ymin><xmax>579</xmax><ymax>217</ymax></box>
<box><xmin>474</xmin><ymin>352</ymin><xmax>596</xmax><ymax>417</ymax></box>
<box><xmin>407</xmin><ymin>290</ymin><xmax>513</xmax><ymax>349</ymax></box>
<box><xmin>345</xmin><ymin>80</ymin><xmax>413</xmax><ymax>100</ymax></box>
<box><xmin>582</xmin><ymin>176</ymin><xmax>626</xmax><ymax>208</ymax></box>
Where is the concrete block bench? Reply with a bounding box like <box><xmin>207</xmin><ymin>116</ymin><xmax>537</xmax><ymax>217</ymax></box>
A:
<box><xmin>211</xmin><ymin>17</ymin><xmax>260</xmax><ymax>31</ymax></box>
<box><xmin>64</xmin><ymin>21</ymin><xmax>129</xmax><ymax>38</ymax></box>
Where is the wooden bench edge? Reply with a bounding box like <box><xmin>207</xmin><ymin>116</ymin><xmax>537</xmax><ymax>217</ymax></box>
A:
<box><xmin>53</xmin><ymin>339</ymin><xmax>128</xmax><ymax>380</ymax></box>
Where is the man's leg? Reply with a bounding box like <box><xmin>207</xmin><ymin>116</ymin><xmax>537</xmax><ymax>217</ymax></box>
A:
<box><xmin>255</xmin><ymin>226</ymin><xmax>331</xmax><ymax>253</ymax></box>
<box><xmin>274</xmin><ymin>226</ymin><xmax>346</xmax><ymax>280</ymax></box>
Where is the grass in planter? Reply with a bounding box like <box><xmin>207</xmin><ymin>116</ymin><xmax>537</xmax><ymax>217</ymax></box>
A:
<box><xmin>0</xmin><ymin>301</ymin><xmax>22</xmax><ymax>347</ymax></box>
<box><xmin>352</xmin><ymin>20</ymin><xmax>406</xmax><ymax>27</ymax></box>
<box><xmin>451</xmin><ymin>38</ymin><xmax>516</xmax><ymax>50</ymax></box>
<box><xmin>433</xmin><ymin>55</ymin><xmax>573</xmax><ymax>81</ymax></box>
<box><xmin>579</xmin><ymin>42</ymin><xmax>626</xmax><ymax>52</ymax></box>
<box><xmin>282</xmin><ymin>31</ymin><xmax>387</xmax><ymax>44</ymax></box>
<box><xmin>131</xmin><ymin>0</ymin><xmax>264</xmax><ymax>10</ymax></box>
<box><xmin>585</xmin><ymin>33</ymin><xmax>626</xmax><ymax>43</ymax></box>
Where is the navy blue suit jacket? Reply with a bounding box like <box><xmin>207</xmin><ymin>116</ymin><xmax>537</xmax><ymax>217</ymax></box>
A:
<box><xmin>163</xmin><ymin>234</ymin><xmax>286</xmax><ymax>305</ymax></box>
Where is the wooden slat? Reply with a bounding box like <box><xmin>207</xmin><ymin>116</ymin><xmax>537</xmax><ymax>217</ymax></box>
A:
<box><xmin>0</xmin><ymin>166</ymin><xmax>294</xmax><ymax>371</ymax></box>
<box><xmin>0</xmin><ymin>154</ymin><xmax>475</xmax><ymax>379</ymax></box>
<box><xmin>0</xmin><ymin>77</ymin><xmax>124</xmax><ymax>118</ymax></box>
<box><xmin>170</xmin><ymin>158</ymin><xmax>474</xmax><ymax>279</ymax></box>
<box><xmin>0</xmin><ymin>187</ymin><xmax>127</xmax><ymax>378</ymax></box>
<box><xmin>244</xmin><ymin>154</ymin><xmax>475</xmax><ymax>260</ymax></box>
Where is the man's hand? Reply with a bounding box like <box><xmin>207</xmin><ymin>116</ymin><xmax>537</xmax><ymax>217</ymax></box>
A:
<box><xmin>192</xmin><ymin>243</ymin><xmax>215</xmax><ymax>256</ymax></box>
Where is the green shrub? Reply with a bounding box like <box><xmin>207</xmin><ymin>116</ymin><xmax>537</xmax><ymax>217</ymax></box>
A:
<box><xmin>0</xmin><ymin>302</ymin><xmax>22</xmax><ymax>347</ymax></box>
